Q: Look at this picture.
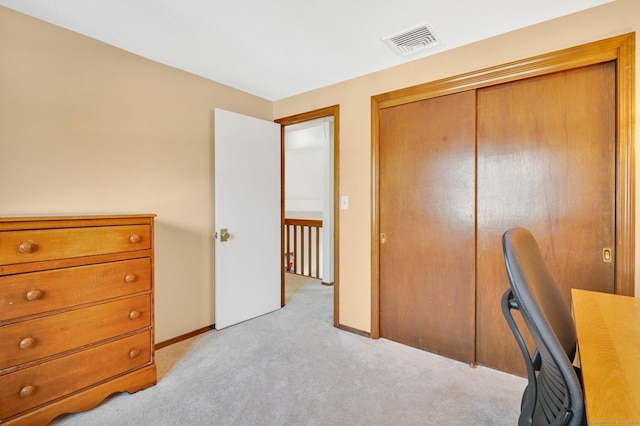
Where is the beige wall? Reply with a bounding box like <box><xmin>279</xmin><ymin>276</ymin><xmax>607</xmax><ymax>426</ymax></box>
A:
<box><xmin>274</xmin><ymin>0</ymin><xmax>640</xmax><ymax>332</ymax></box>
<box><xmin>0</xmin><ymin>7</ymin><xmax>272</xmax><ymax>342</ymax></box>
<box><xmin>2</xmin><ymin>1</ymin><xmax>639</xmax><ymax>342</ymax></box>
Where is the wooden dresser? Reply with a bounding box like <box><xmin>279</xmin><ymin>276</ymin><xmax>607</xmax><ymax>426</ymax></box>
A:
<box><xmin>0</xmin><ymin>215</ymin><xmax>156</xmax><ymax>425</ymax></box>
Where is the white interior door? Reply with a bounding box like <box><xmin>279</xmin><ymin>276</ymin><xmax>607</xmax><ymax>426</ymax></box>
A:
<box><xmin>214</xmin><ymin>108</ymin><xmax>281</xmax><ymax>329</ymax></box>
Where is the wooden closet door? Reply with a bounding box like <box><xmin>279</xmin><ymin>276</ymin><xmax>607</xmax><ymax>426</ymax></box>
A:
<box><xmin>476</xmin><ymin>62</ymin><xmax>616</xmax><ymax>375</ymax></box>
<box><xmin>379</xmin><ymin>91</ymin><xmax>476</xmax><ymax>363</ymax></box>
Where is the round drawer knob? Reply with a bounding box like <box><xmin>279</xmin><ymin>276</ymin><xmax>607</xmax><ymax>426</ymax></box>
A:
<box><xmin>26</xmin><ymin>289</ymin><xmax>43</xmax><ymax>301</ymax></box>
<box><xmin>20</xmin><ymin>337</ymin><xmax>35</xmax><ymax>350</ymax></box>
<box><xmin>124</xmin><ymin>273</ymin><xmax>137</xmax><ymax>283</ymax></box>
<box><xmin>129</xmin><ymin>348</ymin><xmax>141</xmax><ymax>359</ymax></box>
<box><xmin>20</xmin><ymin>385</ymin><xmax>35</xmax><ymax>398</ymax></box>
<box><xmin>129</xmin><ymin>233</ymin><xmax>141</xmax><ymax>244</ymax></box>
<box><xmin>18</xmin><ymin>241</ymin><xmax>37</xmax><ymax>254</ymax></box>
<box><xmin>129</xmin><ymin>310</ymin><xmax>141</xmax><ymax>320</ymax></box>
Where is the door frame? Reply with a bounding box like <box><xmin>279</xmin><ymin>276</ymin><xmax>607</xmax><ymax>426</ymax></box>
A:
<box><xmin>276</xmin><ymin>105</ymin><xmax>341</xmax><ymax>326</ymax></box>
<box><xmin>370</xmin><ymin>33</ymin><xmax>635</xmax><ymax>339</ymax></box>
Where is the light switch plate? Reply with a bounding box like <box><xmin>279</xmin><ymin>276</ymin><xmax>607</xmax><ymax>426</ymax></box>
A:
<box><xmin>340</xmin><ymin>195</ymin><xmax>349</xmax><ymax>210</ymax></box>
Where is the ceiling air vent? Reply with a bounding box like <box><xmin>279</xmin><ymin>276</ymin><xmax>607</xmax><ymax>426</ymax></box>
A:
<box><xmin>382</xmin><ymin>23</ymin><xmax>440</xmax><ymax>56</ymax></box>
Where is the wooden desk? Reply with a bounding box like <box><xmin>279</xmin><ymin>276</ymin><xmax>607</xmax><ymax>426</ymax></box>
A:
<box><xmin>572</xmin><ymin>289</ymin><xmax>640</xmax><ymax>424</ymax></box>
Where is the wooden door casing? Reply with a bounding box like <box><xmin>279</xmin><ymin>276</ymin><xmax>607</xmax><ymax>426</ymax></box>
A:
<box><xmin>475</xmin><ymin>62</ymin><xmax>616</xmax><ymax>375</ymax></box>
<box><xmin>379</xmin><ymin>91</ymin><xmax>476</xmax><ymax>363</ymax></box>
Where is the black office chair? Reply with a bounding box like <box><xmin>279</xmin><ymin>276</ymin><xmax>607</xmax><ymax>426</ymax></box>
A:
<box><xmin>501</xmin><ymin>227</ymin><xmax>585</xmax><ymax>426</ymax></box>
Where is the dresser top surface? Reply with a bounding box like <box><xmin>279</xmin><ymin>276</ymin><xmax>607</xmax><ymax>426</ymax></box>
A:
<box><xmin>0</xmin><ymin>214</ymin><xmax>155</xmax><ymax>222</ymax></box>
<box><xmin>0</xmin><ymin>214</ymin><xmax>155</xmax><ymax>231</ymax></box>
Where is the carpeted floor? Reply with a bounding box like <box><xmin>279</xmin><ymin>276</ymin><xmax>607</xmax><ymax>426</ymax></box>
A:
<box><xmin>52</xmin><ymin>274</ymin><xmax>525</xmax><ymax>425</ymax></box>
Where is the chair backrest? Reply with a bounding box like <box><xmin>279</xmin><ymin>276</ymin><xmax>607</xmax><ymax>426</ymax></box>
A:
<box><xmin>502</xmin><ymin>227</ymin><xmax>584</xmax><ymax>426</ymax></box>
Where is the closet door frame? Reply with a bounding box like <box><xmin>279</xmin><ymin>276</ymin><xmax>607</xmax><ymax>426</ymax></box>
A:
<box><xmin>371</xmin><ymin>33</ymin><xmax>635</xmax><ymax>339</ymax></box>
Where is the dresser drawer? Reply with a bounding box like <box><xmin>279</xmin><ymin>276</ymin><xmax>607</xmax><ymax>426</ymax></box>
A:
<box><xmin>0</xmin><ymin>258</ymin><xmax>151</xmax><ymax>321</ymax></box>
<box><xmin>0</xmin><ymin>331</ymin><xmax>151</xmax><ymax>421</ymax></box>
<box><xmin>0</xmin><ymin>224</ymin><xmax>151</xmax><ymax>266</ymax></box>
<box><xmin>0</xmin><ymin>294</ymin><xmax>151</xmax><ymax>371</ymax></box>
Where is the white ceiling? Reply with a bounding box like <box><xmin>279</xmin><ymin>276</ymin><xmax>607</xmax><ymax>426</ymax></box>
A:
<box><xmin>0</xmin><ymin>0</ymin><xmax>613</xmax><ymax>101</ymax></box>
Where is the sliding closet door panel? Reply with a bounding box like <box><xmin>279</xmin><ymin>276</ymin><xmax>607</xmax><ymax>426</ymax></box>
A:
<box><xmin>476</xmin><ymin>62</ymin><xmax>616</xmax><ymax>375</ymax></box>
<box><xmin>379</xmin><ymin>91</ymin><xmax>476</xmax><ymax>363</ymax></box>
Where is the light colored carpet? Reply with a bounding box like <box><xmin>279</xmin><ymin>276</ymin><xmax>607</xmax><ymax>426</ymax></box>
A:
<box><xmin>52</xmin><ymin>274</ymin><xmax>525</xmax><ymax>425</ymax></box>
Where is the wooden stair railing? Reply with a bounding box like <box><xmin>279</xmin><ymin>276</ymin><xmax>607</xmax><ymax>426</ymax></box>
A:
<box><xmin>284</xmin><ymin>218</ymin><xmax>323</xmax><ymax>279</ymax></box>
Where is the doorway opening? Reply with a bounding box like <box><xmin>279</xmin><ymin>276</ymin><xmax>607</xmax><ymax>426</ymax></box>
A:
<box><xmin>276</xmin><ymin>105</ymin><xmax>340</xmax><ymax>326</ymax></box>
